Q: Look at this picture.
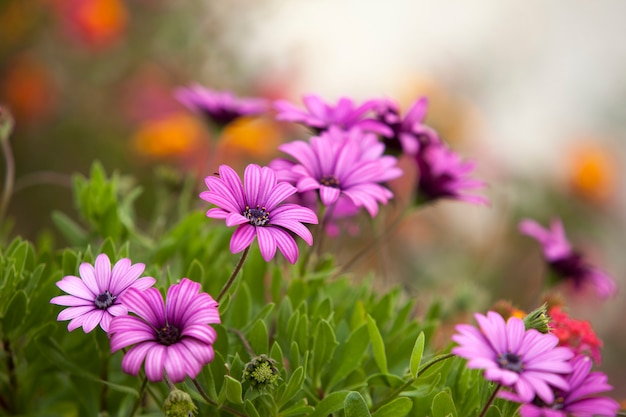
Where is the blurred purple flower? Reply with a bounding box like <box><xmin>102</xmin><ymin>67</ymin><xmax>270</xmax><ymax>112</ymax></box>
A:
<box><xmin>374</xmin><ymin>97</ymin><xmax>439</xmax><ymax>155</ymax></box>
<box><xmin>414</xmin><ymin>141</ymin><xmax>489</xmax><ymax>205</ymax></box>
<box><xmin>276</xmin><ymin>132</ymin><xmax>402</xmax><ymax>217</ymax></box>
<box><xmin>503</xmin><ymin>355</ymin><xmax>619</xmax><ymax>417</ymax></box>
<box><xmin>452</xmin><ymin>311</ymin><xmax>574</xmax><ymax>404</ymax></box>
<box><xmin>274</xmin><ymin>94</ymin><xmax>392</xmax><ymax>135</ymax></box>
<box><xmin>200</xmin><ymin>164</ymin><xmax>318</xmax><ymax>264</ymax></box>
<box><xmin>175</xmin><ymin>84</ymin><xmax>268</xmax><ymax>127</ymax></box>
<box><xmin>519</xmin><ymin>218</ymin><xmax>617</xmax><ymax>299</ymax></box>
<box><xmin>51</xmin><ymin>254</ymin><xmax>155</xmax><ymax>333</ymax></box>
<box><xmin>109</xmin><ymin>278</ymin><xmax>220</xmax><ymax>383</ymax></box>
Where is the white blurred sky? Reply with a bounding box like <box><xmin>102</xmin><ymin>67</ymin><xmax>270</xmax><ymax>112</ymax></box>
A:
<box><xmin>228</xmin><ymin>0</ymin><xmax>626</xmax><ymax>175</ymax></box>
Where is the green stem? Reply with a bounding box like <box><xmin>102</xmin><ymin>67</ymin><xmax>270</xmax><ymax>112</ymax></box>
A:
<box><xmin>217</xmin><ymin>246</ymin><xmax>250</xmax><ymax>302</ymax></box>
<box><xmin>163</xmin><ymin>373</ymin><xmax>177</xmax><ymax>392</ymax></box>
<box><xmin>0</xmin><ymin>113</ymin><xmax>15</xmax><ymax>224</ymax></box>
<box><xmin>478</xmin><ymin>384</ymin><xmax>502</xmax><ymax>417</ymax></box>
<box><xmin>229</xmin><ymin>328</ymin><xmax>256</xmax><ymax>357</ymax></box>
<box><xmin>371</xmin><ymin>353</ymin><xmax>455</xmax><ymax>412</ymax></box>
<box><xmin>127</xmin><ymin>376</ymin><xmax>148</xmax><ymax>417</ymax></box>
<box><xmin>191</xmin><ymin>378</ymin><xmax>249</xmax><ymax>417</ymax></box>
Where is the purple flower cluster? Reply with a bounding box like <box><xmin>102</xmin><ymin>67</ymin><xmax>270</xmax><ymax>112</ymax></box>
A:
<box><xmin>453</xmin><ymin>311</ymin><xmax>619</xmax><ymax>417</ymax></box>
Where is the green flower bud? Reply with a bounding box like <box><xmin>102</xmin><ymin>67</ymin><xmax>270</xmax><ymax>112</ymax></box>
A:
<box><xmin>243</xmin><ymin>355</ymin><xmax>280</xmax><ymax>389</ymax></box>
<box><xmin>523</xmin><ymin>303</ymin><xmax>550</xmax><ymax>334</ymax></box>
<box><xmin>163</xmin><ymin>389</ymin><xmax>197</xmax><ymax>417</ymax></box>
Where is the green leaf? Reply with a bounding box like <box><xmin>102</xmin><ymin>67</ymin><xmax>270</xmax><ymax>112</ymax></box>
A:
<box><xmin>431</xmin><ymin>391</ymin><xmax>457</xmax><ymax>417</ymax></box>
<box><xmin>186</xmin><ymin>259</ymin><xmax>205</xmax><ymax>281</ymax></box>
<box><xmin>278</xmin><ymin>398</ymin><xmax>314</xmax><ymax>417</ymax></box>
<box><xmin>52</xmin><ymin>211</ymin><xmax>88</xmax><ymax>246</ymax></box>
<box><xmin>485</xmin><ymin>404</ymin><xmax>502</xmax><ymax>417</ymax></box>
<box><xmin>308</xmin><ymin>391</ymin><xmax>350</xmax><ymax>417</ymax></box>
<box><xmin>224</xmin><ymin>375</ymin><xmax>243</xmax><ymax>405</ymax></box>
<box><xmin>344</xmin><ymin>391</ymin><xmax>371</xmax><ymax>417</ymax></box>
<box><xmin>312</xmin><ymin>319</ymin><xmax>338</xmax><ymax>382</ymax></box>
<box><xmin>98</xmin><ymin>237</ymin><xmax>116</xmax><ymax>259</ymax></box>
<box><xmin>372</xmin><ymin>397</ymin><xmax>412</xmax><ymax>417</ymax></box>
<box><xmin>409</xmin><ymin>332</ymin><xmax>425</xmax><ymax>378</ymax></box>
<box><xmin>326</xmin><ymin>324</ymin><xmax>369</xmax><ymax>390</ymax></box>
<box><xmin>244</xmin><ymin>399</ymin><xmax>261</xmax><ymax>417</ymax></box>
<box><xmin>278</xmin><ymin>366</ymin><xmax>304</xmax><ymax>408</ymax></box>
<box><xmin>247</xmin><ymin>319</ymin><xmax>269</xmax><ymax>355</ymax></box>
<box><xmin>2</xmin><ymin>290</ymin><xmax>27</xmax><ymax>336</ymax></box>
<box><xmin>366</xmin><ymin>314</ymin><xmax>388</xmax><ymax>374</ymax></box>
<box><xmin>269</xmin><ymin>341</ymin><xmax>284</xmax><ymax>369</ymax></box>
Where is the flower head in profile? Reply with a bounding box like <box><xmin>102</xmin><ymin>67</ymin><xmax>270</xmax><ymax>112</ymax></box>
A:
<box><xmin>519</xmin><ymin>218</ymin><xmax>617</xmax><ymax>299</ymax></box>
<box><xmin>175</xmin><ymin>84</ymin><xmax>268</xmax><ymax>127</ymax></box>
<box><xmin>275</xmin><ymin>132</ymin><xmax>402</xmax><ymax>217</ymax></box>
<box><xmin>274</xmin><ymin>94</ymin><xmax>392</xmax><ymax>136</ymax></box>
<box><xmin>505</xmin><ymin>355</ymin><xmax>619</xmax><ymax>417</ymax></box>
<box><xmin>452</xmin><ymin>311</ymin><xmax>574</xmax><ymax>404</ymax></box>
<box><xmin>200</xmin><ymin>164</ymin><xmax>318</xmax><ymax>264</ymax></box>
<box><xmin>373</xmin><ymin>97</ymin><xmax>439</xmax><ymax>155</ymax></box>
<box><xmin>548</xmin><ymin>306</ymin><xmax>603</xmax><ymax>363</ymax></box>
<box><xmin>414</xmin><ymin>141</ymin><xmax>489</xmax><ymax>205</ymax></box>
<box><xmin>50</xmin><ymin>254</ymin><xmax>155</xmax><ymax>333</ymax></box>
<box><xmin>109</xmin><ymin>278</ymin><xmax>220</xmax><ymax>383</ymax></box>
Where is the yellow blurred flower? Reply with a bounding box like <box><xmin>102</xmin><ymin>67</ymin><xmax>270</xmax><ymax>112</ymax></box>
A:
<box><xmin>566</xmin><ymin>141</ymin><xmax>618</xmax><ymax>204</ymax></box>
<box><xmin>132</xmin><ymin>113</ymin><xmax>204</xmax><ymax>158</ymax></box>
<box><xmin>218</xmin><ymin>117</ymin><xmax>282</xmax><ymax>158</ymax></box>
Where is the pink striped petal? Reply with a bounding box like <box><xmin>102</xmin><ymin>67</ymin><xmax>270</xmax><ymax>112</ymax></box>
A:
<box><xmin>256</xmin><ymin>227</ymin><xmax>277</xmax><ymax>261</ymax></box>
<box><xmin>57</xmin><ymin>305</ymin><xmax>96</xmax><ymax>321</ymax></box>
<box><xmin>50</xmin><ymin>295</ymin><xmax>93</xmax><ymax>307</ymax></box>
<box><xmin>144</xmin><ymin>345</ymin><xmax>166</xmax><ymax>382</ymax></box>
<box><xmin>78</xmin><ymin>262</ymin><xmax>99</xmax><ymax>295</ymax></box>
<box><xmin>57</xmin><ymin>276</ymin><xmax>95</xmax><ymax>300</ymax></box>
<box><xmin>230</xmin><ymin>224</ymin><xmax>256</xmax><ymax>254</ymax></box>
<box><xmin>121</xmin><ymin>342</ymin><xmax>154</xmax><ymax>375</ymax></box>
<box><xmin>94</xmin><ymin>254</ymin><xmax>112</xmax><ymax>293</ymax></box>
<box><xmin>82</xmin><ymin>310</ymin><xmax>104</xmax><ymax>333</ymax></box>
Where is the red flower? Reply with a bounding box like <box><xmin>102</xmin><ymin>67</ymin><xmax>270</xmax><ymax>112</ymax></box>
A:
<box><xmin>548</xmin><ymin>306</ymin><xmax>603</xmax><ymax>364</ymax></box>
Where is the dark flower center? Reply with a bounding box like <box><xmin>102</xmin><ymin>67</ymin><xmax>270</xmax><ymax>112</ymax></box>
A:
<box><xmin>244</xmin><ymin>205</ymin><xmax>269</xmax><ymax>226</ymax></box>
<box><xmin>497</xmin><ymin>352</ymin><xmax>524</xmax><ymax>373</ymax></box>
<box><xmin>531</xmin><ymin>394</ymin><xmax>565</xmax><ymax>410</ymax></box>
<box><xmin>94</xmin><ymin>290</ymin><xmax>116</xmax><ymax>310</ymax></box>
<box><xmin>549</xmin><ymin>252</ymin><xmax>588</xmax><ymax>287</ymax></box>
<box><xmin>320</xmin><ymin>175</ymin><xmax>340</xmax><ymax>188</ymax></box>
<box><xmin>157</xmin><ymin>324</ymin><xmax>181</xmax><ymax>346</ymax></box>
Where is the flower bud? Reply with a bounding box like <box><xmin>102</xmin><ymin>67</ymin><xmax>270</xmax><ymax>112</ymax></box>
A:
<box><xmin>243</xmin><ymin>355</ymin><xmax>280</xmax><ymax>389</ymax></box>
<box><xmin>163</xmin><ymin>389</ymin><xmax>196</xmax><ymax>417</ymax></box>
<box><xmin>523</xmin><ymin>303</ymin><xmax>550</xmax><ymax>334</ymax></box>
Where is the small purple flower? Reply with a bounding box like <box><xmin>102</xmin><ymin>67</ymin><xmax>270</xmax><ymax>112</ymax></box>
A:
<box><xmin>519</xmin><ymin>218</ymin><xmax>617</xmax><ymax>299</ymax></box>
<box><xmin>109</xmin><ymin>278</ymin><xmax>220</xmax><ymax>383</ymax></box>
<box><xmin>452</xmin><ymin>311</ymin><xmax>574</xmax><ymax>404</ymax></box>
<box><xmin>200</xmin><ymin>164</ymin><xmax>318</xmax><ymax>264</ymax></box>
<box><xmin>274</xmin><ymin>94</ymin><xmax>393</xmax><ymax>135</ymax></box>
<box><xmin>275</xmin><ymin>132</ymin><xmax>402</xmax><ymax>217</ymax></box>
<box><xmin>374</xmin><ymin>97</ymin><xmax>439</xmax><ymax>155</ymax></box>
<box><xmin>414</xmin><ymin>141</ymin><xmax>489</xmax><ymax>205</ymax></box>
<box><xmin>175</xmin><ymin>84</ymin><xmax>268</xmax><ymax>127</ymax></box>
<box><xmin>51</xmin><ymin>254</ymin><xmax>156</xmax><ymax>333</ymax></box>
<box><xmin>504</xmin><ymin>355</ymin><xmax>620</xmax><ymax>417</ymax></box>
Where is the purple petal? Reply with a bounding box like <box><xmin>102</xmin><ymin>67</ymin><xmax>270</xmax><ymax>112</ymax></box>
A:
<box><xmin>181</xmin><ymin>339</ymin><xmax>214</xmax><ymax>365</ymax></box>
<box><xmin>110</xmin><ymin>261</ymin><xmax>146</xmax><ymax>295</ymax></box>
<box><xmin>243</xmin><ymin>164</ymin><xmax>263</xmax><ymax>205</ymax></box>
<box><xmin>230</xmin><ymin>224</ymin><xmax>256</xmax><ymax>254</ymax></box>
<box><xmin>94</xmin><ymin>254</ymin><xmax>112</xmax><ymax>293</ymax></box>
<box><xmin>82</xmin><ymin>310</ymin><xmax>104</xmax><ymax>333</ymax></box>
<box><xmin>264</xmin><ymin>182</ymin><xmax>297</xmax><ymax>211</ymax></box>
<box><xmin>145</xmin><ymin>344</ymin><xmax>166</xmax><ymax>382</ymax></box>
<box><xmin>57</xmin><ymin>305</ymin><xmax>96</xmax><ymax>321</ymax></box>
<box><xmin>256</xmin><ymin>227</ymin><xmax>277</xmax><ymax>261</ymax></box>
<box><xmin>56</xmin><ymin>276</ymin><xmax>95</xmax><ymax>300</ymax></box>
<box><xmin>218</xmin><ymin>165</ymin><xmax>245</xmax><ymax>208</ymax></box>
<box><xmin>78</xmin><ymin>263</ymin><xmax>99</xmax><ymax>295</ymax></box>
<box><xmin>226</xmin><ymin>212</ymin><xmax>249</xmax><ymax>227</ymax></box>
<box><xmin>319</xmin><ymin>186</ymin><xmax>341</xmax><ymax>206</ymax></box>
<box><xmin>50</xmin><ymin>295</ymin><xmax>93</xmax><ymax>307</ymax></box>
<box><xmin>269</xmin><ymin>219</ymin><xmax>314</xmax><ymax>245</ymax></box>
<box><xmin>164</xmin><ymin>345</ymin><xmax>191</xmax><ymax>383</ymax></box>
<box><xmin>121</xmin><ymin>342</ymin><xmax>154</xmax><ymax>375</ymax></box>
<box><xmin>181</xmin><ymin>324</ymin><xmax>217</xmax><ymax>344</ymax></box>
<box><xmin>167</xmin><ymin>279</ymin><xmax>201</xmax><ymax>327</ymax></box>
<box><xmin>506</xmin><ymin>317</ymin><xmax>525</xmax><ymax>354</ymax></box>
<box><xmin>272</xmin><ymin>227</ymin><xmax>300</xmax><ymax>264</ymax></box>
<box><xmin>122</xmin><ymin>287</ymin><xmax>165</xmax><ymax>327</ymax></box>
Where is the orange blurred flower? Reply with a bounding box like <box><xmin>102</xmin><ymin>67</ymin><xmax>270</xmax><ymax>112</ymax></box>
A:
<box><xmin>132</xmin><ymin>113</ymin><xmax>204</xmax><ymax>158</ymax></box>
<box><xmin>218</xmin><ymin>117</ymin><xmax>282</xmax><ymax>159</ymax></box>
<box><xmin>1</xmin><ymin>54</ymin><xmax>57</xmax><ymax>123</ymax></box>
<box><xmin>566</xmin><ymin>141</ymin><xmax>618</xmax><ymax>204</ymax></box>
<box><xmin>51</xmin><ymin>0</ymin><xmax>128</xmax><ymax>49</ymax></box>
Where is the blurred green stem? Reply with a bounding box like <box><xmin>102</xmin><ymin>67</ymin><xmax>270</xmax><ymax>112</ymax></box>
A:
<box><xmin>191</xmin><ymin>378</ymin><xmax>249</xmax><ymax>417</ymax></box>
<box><xmin>127</xmin><ymin>376</ymin><xmax>148</xmax><ymax>417</ymax></box>
<box><xmin>479</xmin><ymin>383</ymin><xmax>502</xmax><ymax>417</ymax></box>
<box><xmin>0</xmin><ymin>112</ymin><xmax>15</xmax><ymax>223</ymax></box>
<box><xmin>217</xmin><ymin>246</ymin><xmax>249</xmax><ymax>303</ymax></box>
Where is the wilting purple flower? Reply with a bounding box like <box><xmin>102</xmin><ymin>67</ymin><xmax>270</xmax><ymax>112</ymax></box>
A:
<box><xmin>274</xmin><ymin>94</ymin><xmax>392</xmax><ymax>136</ymax></box>
<box><xmin>452</xmin><ymin>311</ymin><xmax>574</xmax><ymax>404</ymax></box>
<box><xmin>275</xmin><ymin>132</ymin><xmax>402</xmax><ymax>217</ymax></box>
<box><xmin>200</xmin><ymin>164</ymin><xmax>318</xmax><ymax>264</ymax></box>
<box><xmin>51</xmin><ymin>254</ymin><xmax>156</xmax><ymax>333</ymax></box>
<box><xmin>414</xmin><ymin>141</ymin><xmax>489</xmax><ymax>205</ymax></box>
<box><xmin>503</xmin><ymin>355</ymin><xmax>619</xmax><ymax>417</ymax></box>
<box><xmin>373</xmin><ymin>97</ymin><xmax>439</xmax><ymax>155</ymax></box>
<box><xmin>175</xmin><ymin>84</ymin><xmax>268</xmax><ymax>127</ymax></box>
<box><xmin>109</xmin><ymin>278</ymin><xmax>219</xmax><ymax>383</ymax></box>
<box><xmin>519</xmin><ymin>218</ymin><xmax>617</xmax><ymax>299</ymax></box>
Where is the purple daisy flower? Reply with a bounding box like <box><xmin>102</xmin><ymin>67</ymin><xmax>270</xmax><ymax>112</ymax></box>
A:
<box><xmin>274</xmin><ymin>94</ymin><xmax>393</xmax><ymax>136</ymax></box>
<box><xmin>50</xmin><ymin>254</ymin><xmax>156</xmax><ymax>333</ymax></box>
<box><xmin>519</xmin><ymin>218</ymin><xmax>617</xmax><ymax>299</ymax></box>
<box><xmin>504</xmin><ymin>355</ymin><xmax>620</xmax><ymax>417</ymax></box>
<box><xmin>200</xmin><ymin>164</ymin><xmax>318</xmax><ymax>264</ymax></box>
<box><xmin>452</xmin><ymin>311</ymin><xmax>574</xmax><ymax>404</ymax></box>
<box><xmin>175</xmin><ymin>84</ymin><xmax>268</xmax><ymax>127</ymax></box>
<box><xmin>414</xmin><ymin>140</ymin><xmax>489</xmax><ymax>205</ymax></box>
<box><xmin>373</xmin><ymin>97</ymin><xmax>439</xmax><ymax>156</ymax></box>
<box><xmin>109</xmin><ymin>278</ymin><xmax>220</xmax><ymax>383</ymax></box>
<box><xmin>276</xmin><ymin>132</ymin><xmax>402</xmax><ymax>217</ymax></box>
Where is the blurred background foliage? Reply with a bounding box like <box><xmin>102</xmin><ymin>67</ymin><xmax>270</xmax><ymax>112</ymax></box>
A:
<box><xmin>1</xmin><ymin>0</ymin><xmax>625</xmax><ymax>404</ymax></box>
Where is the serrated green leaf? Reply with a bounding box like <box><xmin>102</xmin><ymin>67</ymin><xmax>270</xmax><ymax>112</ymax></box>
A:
<box><xmin>224</xmin><ymin>375</ymin><xmax>243</xmax><ymax>405</ymax></box>
<box><xmin>344</xmin><ymin>391</ymin><xmax>371</xmax><ymax>417</ymax></box>
<box><xmin>366</xmin><ymin>314</ymin><xmax>388</xmax><ymax>374</ymax></box>
<box><xmin>307</xmin><ymin>391</ymin><xmax>350</xmax><ymax>417</ymax></box>
<box><xmin>431</xmin><ymin>390</ymin><xmax>457</xmax><ymax>417</ymax></box>
<box><xmin>372</xmin><ymin>397</ymin><xmax>412</xmax><ymax>417</ymax></box>
<box><xmin>410</xmin><ymin>332</ymin><xmax>425</xmax><ymax>378</ymax></box>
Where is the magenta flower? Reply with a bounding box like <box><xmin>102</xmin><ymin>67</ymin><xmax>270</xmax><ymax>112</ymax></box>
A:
<box><xmin>452</xmin><ymin>311</ymin><xmax>574</xmax><ymax>404</ymax></box>
<box><xmin>414</xmin><ymin>141</ymin><xmax>489</xmax><ymax>205</ymax></box>
<box><xmin>374</xmin><ymin>97</ymin><xmax>439</xmax><ymax>155</ymax></box>
<box><xmin>519</xmin><ymin>218</ymin><xmax>617</xmax><ymax>299</ymax></box>
<box><xmin>50</xmin><ymin>254</ymin><xmax>156</xmax><ymax>333</ymax></box>
<box><xmin>504</xmin><ymin>355</ymin><xmax>620</xmax><ymax>417</ymax></box>
<box><xmin>175</xmin><ymin>84</ymin><xmax>268</xmax><ymax>127</ymax></box>
<box><xmin>109</xmin><ymin>278</ymin><xmax>220</xmax><ymax>383</ymax></box>
<box><xmin>274</xmin><ymin>94</ymin><xmax>393</xmax><ymax>135</ymax></box>
<box><xmin>275</xmin><ymin>132</ymin><xmax>402</xmax><ymax>217</ymax></box>
<box><xmin>200</xmin><ymin>164</ymin><xmax>318</xmax><ymax>264</ymax></box>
